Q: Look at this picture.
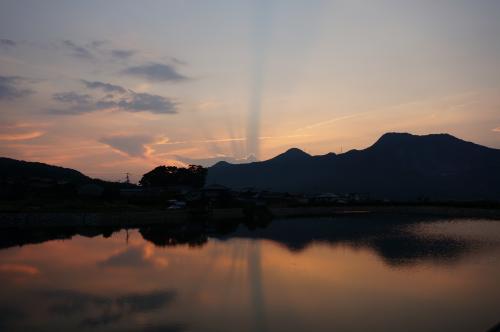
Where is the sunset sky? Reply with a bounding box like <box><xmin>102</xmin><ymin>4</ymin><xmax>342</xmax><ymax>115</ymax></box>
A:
<box><xmin>1</xmin><ymin>0</ymin><xmax>499</xmax><ymax>182</ymax></box>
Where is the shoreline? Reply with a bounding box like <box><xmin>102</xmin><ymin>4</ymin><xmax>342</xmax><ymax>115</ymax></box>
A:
<box><xmin>270</xmin><ymin>205</ymin><xmax>500</xmax><ymax>219</ymax></box>
<box><xmin>0</xmin><ymin>205</ymin><xmax>499</xmax><ymax>229</ymax></box>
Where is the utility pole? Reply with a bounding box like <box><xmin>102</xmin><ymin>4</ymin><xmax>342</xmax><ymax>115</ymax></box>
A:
<box><xmin>125</xmin><ymin>172</ymin><xmax>130</xmax><ymax>184</ymax></box>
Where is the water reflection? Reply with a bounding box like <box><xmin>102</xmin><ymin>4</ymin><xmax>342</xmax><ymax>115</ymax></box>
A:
<box><xmin>0</xmin><ymin>216</ymin><xmax>500</xmax><ymax>332</ymax></box>
<box><xmin>0</xmin><ymin>215</ymin><xmax>490</xmax><ymax>266</ymax></box>
<box><xmin>0</xmin><ymin>287</ymin><xmax>184</xmax><ymax>332</ymax></box>
<box><xmin>213</xmin><ymin>216</ymin><xmax>479</xmax><ymax>266</ymax></box>
<box><xmin>42</xmin><ymin>289</ymin><xmax>177</xmax><ymax>327</ymax></box>
<box><xmin>488</xmin><ymin>322</ymin><xmax>500</xmax><ymax>332</ymax></box>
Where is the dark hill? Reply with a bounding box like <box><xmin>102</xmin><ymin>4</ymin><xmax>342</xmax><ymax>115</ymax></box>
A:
<box><xmin>0</xmin><ymin>157</ymin><xmax>91</xmax><ymax>184</ymax></box>
<box><xmin>207</xmin><ymin>133</ymin><xmax>500</xmax><ymax>201</ymax></box>
<box><xmin>270</xmin><ymin>148</ymin><xmax>311</xmax><ymax>162</ymax></box>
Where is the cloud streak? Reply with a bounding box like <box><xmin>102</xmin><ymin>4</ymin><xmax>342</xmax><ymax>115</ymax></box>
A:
<box><xmin>61</xmin><ymin>40</ymin><xmax>139</xmax><ymax>63</ymax></box>
<box><xmin>0</xmin><ymin>76</ymin><xmax>33</xmax><ymax>101</ymax></box>
<box><xmin>0</xmin><ymin>131</ymin><xmax>44</xmax><ymax>141</ymax></box>
<box><xmin>158</xmin><ymin>134</ymin><xmax>312</xmax><ymax>146</ymax></box>
<box><xmin>122</xmin><ymin>63</ymin><xmax>187</xmax><ymax>82</ymax></box>
<box><xmin>111</xmin><ymin>49</ymin><xmax>135</xmax><ymax>60</ymax></box>
<box><xmin>0</xmin><ymin>39</ymin><xmax>16</xmax><ymax>49</ymax></box>
<box><xmin>81</xmin><ymin>80</ymin><xmax>127</xmax><ymax>94</ymax></box>
<box><xmin>40</xmin><ymin>289</ymin><xmax>178</xmax><ymax>329</ymax></box>
<box><xmin>50</xmin><ymin>81</ymin><xmax>177</xmax><ymax>115</ymax></box>
<box><xmin>98</xmin><ymin>245</ymin><xmax>168</xmax><ymax>268</ymax></box>
<box><xmin>99</xmin><ymin>134</ymin><xmax>164</xmax><ymax>157</ymax></box>
<box><xmin>53</xmin><ymin>91</ymin><xmax>92</xmax><ymax>104</ymax></box>
<box><xmin>62</xmin><ymin>40</ymin><xmax>95</xmax><ymax>60</ymax></box>
<box><xmin>295</xmin><ymin>113</ymin><xmax>368</xmax><ymax>132</ymax></box>
<box><xmin>118</xmin><ymin>92</ymin><xmax>176</xmax><ymax>113</ymax></box>
<box><xmin>0</xmin><ymin>263</ymin><xmax>39</xmax><ymax>275</ymax></box>
<box><xmin>58</xmin><ymin>40</ymin><xmax>146</xmax><ymax>65</ymax></box>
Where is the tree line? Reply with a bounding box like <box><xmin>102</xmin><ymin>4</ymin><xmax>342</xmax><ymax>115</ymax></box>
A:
<box><xmin>139</xmin><ymin>165</ymin><xmax>207</xmax><ymax>188</ymax></box>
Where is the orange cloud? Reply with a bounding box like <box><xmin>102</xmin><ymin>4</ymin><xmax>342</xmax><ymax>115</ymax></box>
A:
<box><xmin>0</xmin><ymin>263</ymin><xmax>40</xmax><ymax>275</ymax></box>
<box><xmin>0</xmin><ymin>131</ymin><xmax>45</xmax><ymax>141</ymax></box>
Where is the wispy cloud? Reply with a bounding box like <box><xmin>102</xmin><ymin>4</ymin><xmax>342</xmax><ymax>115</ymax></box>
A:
<box><xmin>39</xmin><ymin>289</ymin><xmax>178</xmax><ymax>329</ymax></box>
<box><xmin>170</xmin><ymin>57</ymin><xmax>187</xmax><ymax>66</ymax></box>
<box><xmin>81</xmin><ymin>80</ymin><xmax>127</xmax><ymax>94</ymax></box>
<box><xmin>295</xmin><ymin>113</ymin><xmax>368</xmax><ymax>132</ymax></box>
<box><xmin>0</xmin><ymin>38</ymin><xmax>16</xmax><ymax>49</ymax></box>
<box><xmin>0</xmin><ymin>122</ymin><xmax>50</xmax><ymax>129</ymax></box>
<box><xmin>0</xmin><ymin>131</ymin><xmax>44</xmax><ymax>141</ymax></box>
<box><xmin>0</xmin><ymin>263</ymin><xmax>39</xmax><ymax>275</ymax></box>
<box><xmin>493</xmin><ymin>127</ymin><xmax>500</xmax><ymax>132</ymax></box>
<box><xmin>48</xmin><ymin>91</ymin><xmax>106</xmax><ymax>114</ymax></box>
<box><xmin>0</xmin><ymin>76</ymin><xmax>34</xmax><ymax>101</ymax></box>
<box><xmin>98</xmin><ymin>244</ymin><xmax>168</xmax><ymax>269</ymax></box>
<box><xmin>99</xmin><ymin>134</ymin><xmax>167</xmax><ymax>158</ymax></box>
<box><xmin>58</xmin><ymin>40</ymin><xmax>142</xmax><ymax>64</ymax></box>
<box><xmin>50</xmin><ymin>81</ymin><xmax>177</xmax><ymax>115</ymax></box>
<box><xmin>61</xmin><ymin>40</ymin><xmax>95</xmax><ymax>60</ymax></box>
<box><xmin>118</xmin><ymin>92</ymin><xmax>177</xmax><ymax>114</ymax></box>
<box><xmin>111</xmin><ymin>49</ymin><xmax>135</xmax><ymax>60</ymax></box>
<box><xmin>122</xmin><ymin>63</ymin><xmax>187</xmax><ymax>82</ymax></box>
<box><xmin>158</xmin><ymin>134</ymin><xmax>312</xmax><ymax>146</ymax></box>
<box><xmin>53</xmin><ymin>91</ymin><xmax>92</xmax><ymax>104</ymax></box>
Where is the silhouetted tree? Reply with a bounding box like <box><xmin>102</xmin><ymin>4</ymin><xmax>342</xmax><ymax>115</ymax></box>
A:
<box><xmin>139</xmin><ymin>165</ymin><xmax>207</xmax><ymax>188</ymax></box>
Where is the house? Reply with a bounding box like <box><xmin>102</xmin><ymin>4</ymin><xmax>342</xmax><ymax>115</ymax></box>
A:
<box><xmin>202</xmin><ymin>184</ymin><xmax>232</xmax><ymax>199</ymax></box>
<box><xmin>313</xmin><ymin>193</ymin><xmax>342</xmax><ymax>204</ymax></box>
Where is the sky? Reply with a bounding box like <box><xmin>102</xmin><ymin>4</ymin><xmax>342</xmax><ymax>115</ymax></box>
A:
<box><xmin>0</xmin><ymin>0</ymin><xmax>499</xmax><ymax>182</ymax></box>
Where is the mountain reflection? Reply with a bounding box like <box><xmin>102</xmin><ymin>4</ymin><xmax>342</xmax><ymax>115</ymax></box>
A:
<box><xmin>0</xmin><ymin>226</ymin><xmax>117</xmax><ymax>250</ymax></box>
<box><xmin>1</xmin><ymin>217</ymin><xmax>500</xmax><ymax>332</ymax></box>
<box><xmin>214</xmin><ymin>217</ymin><xmax>475</xmax><ymax>266</ymax></box>
<box><xmin>0</xmin><ymin>215</ymin><xmax>493</xmax><ymax>267</ymax></box>
<box><xmin>128</xmin><ymin>216</ymin><xmax>485</xmax><ymax>266</ymax></box>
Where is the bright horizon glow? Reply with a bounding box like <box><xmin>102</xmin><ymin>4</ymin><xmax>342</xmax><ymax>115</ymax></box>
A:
<box><xmin>1</xmin><ymin>0</ymin><xmax>500</xmax><ymax>182</ymax></box>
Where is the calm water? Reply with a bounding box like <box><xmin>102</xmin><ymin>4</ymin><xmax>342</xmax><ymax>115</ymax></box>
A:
<box><xmin>1</xmin><ymin>216</ymin><xmax>500</xmax><ymax>332</ymax></box>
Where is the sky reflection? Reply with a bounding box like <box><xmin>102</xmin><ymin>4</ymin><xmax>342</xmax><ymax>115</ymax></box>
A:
<box><xmin>0</xmin><ymin>217</ymin><xmax>500</xmax><ymax>331</ymax></box>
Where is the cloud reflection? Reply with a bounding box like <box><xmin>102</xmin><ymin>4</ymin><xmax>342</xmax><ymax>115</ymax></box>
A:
<box><xmin>41</xmin><ymin>289</ymin><xmax>177</xmax><ymax>327</ymax></box>
<box><xmin>99</xmin><ymin>245</ymin><xmax>168</xmax><ymax>269</ymax></box>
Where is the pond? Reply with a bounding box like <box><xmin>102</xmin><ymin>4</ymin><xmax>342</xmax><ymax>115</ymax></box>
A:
<box><xmin>1</xmin><ymin>215</ymin><xmax>500</xmax><ymax>332</ymax></box>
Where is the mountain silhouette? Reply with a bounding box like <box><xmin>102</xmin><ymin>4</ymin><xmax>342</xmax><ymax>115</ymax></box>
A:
<box><xmin>270</xmin><ymin>148</ymin><xmax>311</xmax><ymax>162</ymax></box>
<box><xmin>207</xmin><ymin>133</ymin><xmax>500</xmax><ymax>200</ymax></box>
<box><xmin>0</xmin><ymin>157</ymin><xmax>91</xmax><ymax>184</ymax></box>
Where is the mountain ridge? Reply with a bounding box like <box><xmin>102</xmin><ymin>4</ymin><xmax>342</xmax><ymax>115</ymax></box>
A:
<box><xmin>2</xmin><ymin>132</ymin><xmax>499</xmax><ymax>201</ymax></box>
<box><xmin>0</xmin><ymin>156</ymin><xmax>92</xmax><ymax>184</ymax></box>
<box><xmin>207</xmin><ymin>132</ymin><xmax>500</xmax><ymax>200</ymax></box>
